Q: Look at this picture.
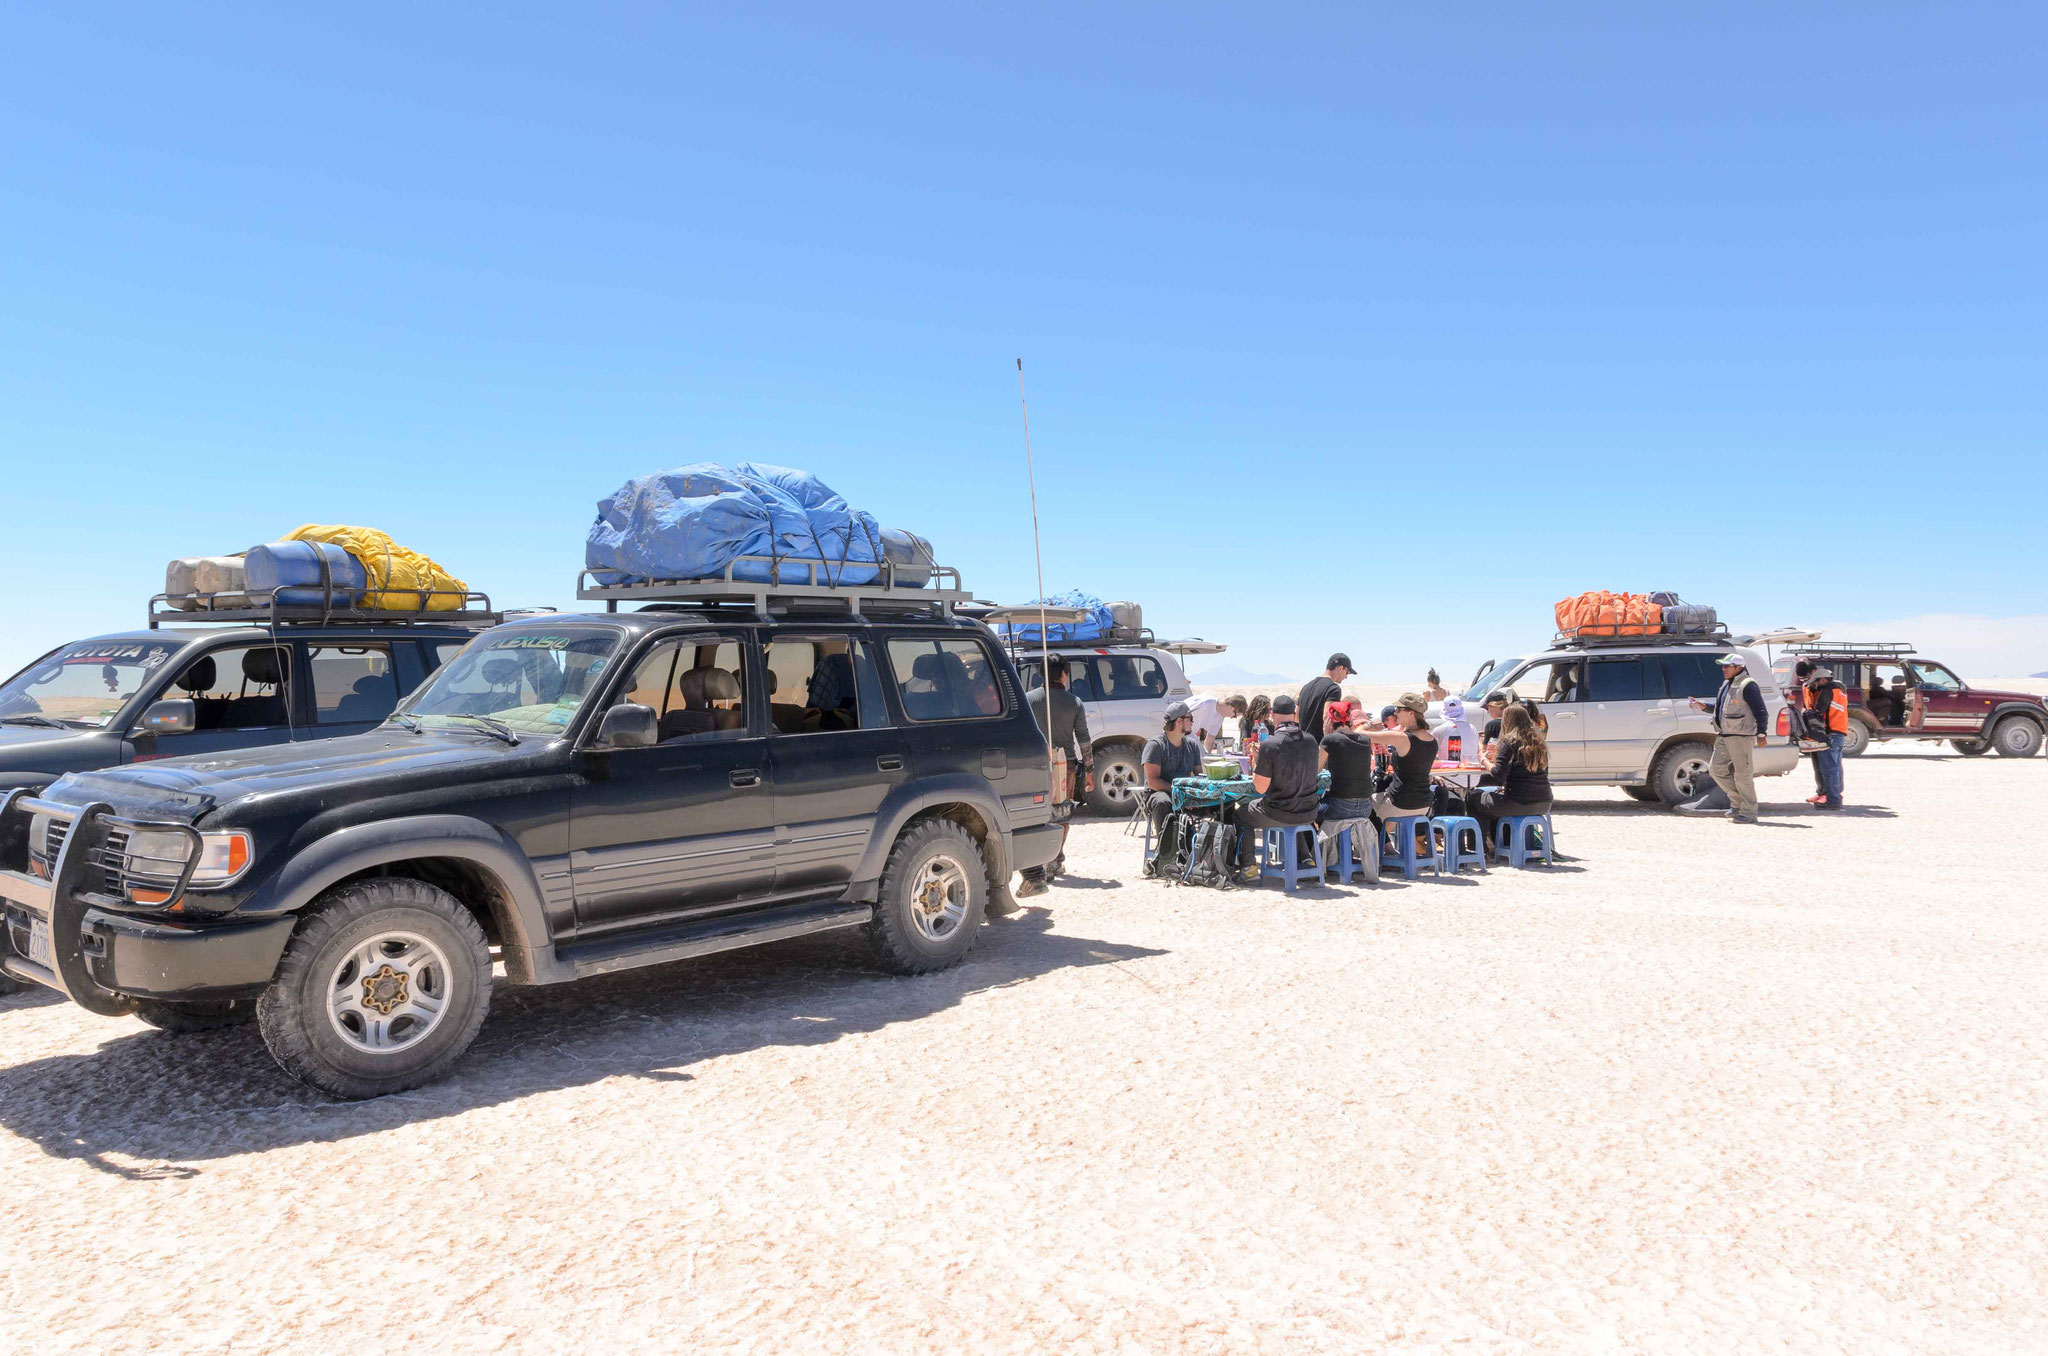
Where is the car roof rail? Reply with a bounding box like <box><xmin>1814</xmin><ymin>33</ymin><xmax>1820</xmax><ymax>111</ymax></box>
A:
<box><xmin>148</xmin><ymin>587</ymin><xmax>501</xmax><ymax>630</ymax></box>
<box><xmin>576</xmin><ymin>556</ymin><xmax>972</xmax><ymax>621</ymax></box>
<box><xmin>1551</xmin><ymin>623</ymin><xmax>1733</xmax><ymax>650</ymax></box>
<box><xmin>1784</xmin><ymin>641</ymin><xmax>1918</xmax><ymax>657</ymax></box>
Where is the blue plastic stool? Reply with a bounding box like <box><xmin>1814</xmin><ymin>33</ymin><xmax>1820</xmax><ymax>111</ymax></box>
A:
<box><xmin>1259</xmin><ymin>823</ymin><xmax>1325</xmax><ymax>893</ymax></box>
<box><xmin>1495</xmin><ymin>814</ymin><xmax>1555</xmax><ymax>867</ymax></box>
<box><xmin>1328</xmin><ymin>823</ymin><xmax>1379</xmax><ymax>884</ymax></box>
<box><xmin>1380</xmin><ymin>815</ymin><xmax>1441</xmax><ymax>880</ymax></box>
<box><xmin>1432</xmin><ymin>816</ymin><xmax>1488</xmax><ymax>874</ymax></box>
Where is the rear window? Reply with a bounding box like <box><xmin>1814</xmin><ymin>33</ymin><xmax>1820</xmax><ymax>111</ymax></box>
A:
<box><xmin>887</xmin><ymin>638</ymin><xmax>1005</xmax><ymax>721</ymax></box>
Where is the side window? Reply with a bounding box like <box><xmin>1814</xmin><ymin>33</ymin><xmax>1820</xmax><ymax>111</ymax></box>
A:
<box><xmin>615</xmin><ymin>638</ymin><xmax>750</xmax><ymax>743</ymax></box>
<box><xmin>166</xmin><ymin>645</ymin><xmax>293</xmax><ymax>731</ymax></box>
<box><xmin>763</xmin><ymin>637</ymin><xmax>868</xmax><ymax>734</ymax></box>
<box><xmin>1093</xmin><ymin>655</ymin><xmax>1166</xmax><ymax>701</ymax></box>
<box><xmin>1066</xmin><ymin>660</ymin><xmax>1100</xmax><ymax>703</ymax></box>
<box><xmin>1655</xmin><ymin>654</ymin><xmax>1724</xmax><ymax>700</ymax></box>
<box><xmin>428</xmin><ymin>640</ymin><xmax>468</xmax><ymax>673</ymax></box>
<box><xmin>887</xmin><ymin>638</ymin><xmax>1005</xmax><ymax>722</ymax></box>
<box><xmin>308</xmin><ymin>644</ymin><xmax>399</xmax><ymax>725</ymax></box>
<box><xmin>1585</xmin><ymin>657</ymin><xmax>1647</xmax><ymax>702</ymax></box>
<box><xmin>1520</xmin><ymin>659</ymin><xmax>1582</xmax><ymax>705</ymax></box>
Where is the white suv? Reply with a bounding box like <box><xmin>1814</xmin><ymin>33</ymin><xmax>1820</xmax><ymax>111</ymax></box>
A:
<box><xmin>1015</xmin><ymin>643</ymin><xmax>1212</xmax><ymax>814</ymax></box>
<box><xmin>1462</xmin><ymin>636</ymin><xmax>1800</xmax><ymax>805</ymax></box>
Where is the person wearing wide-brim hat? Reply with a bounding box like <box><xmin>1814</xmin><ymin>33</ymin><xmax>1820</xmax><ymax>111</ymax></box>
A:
<box><xmin>1680</xmin><ymin>653</ymin><xmax>1769</xmax><ymax>823</ymax></box>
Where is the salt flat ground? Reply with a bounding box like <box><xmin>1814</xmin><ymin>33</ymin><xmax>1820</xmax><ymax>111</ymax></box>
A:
<box><xmin>3</xmin><ymin>745</ymin><xmax>2044</xmax><ymax>1353</ymax></box>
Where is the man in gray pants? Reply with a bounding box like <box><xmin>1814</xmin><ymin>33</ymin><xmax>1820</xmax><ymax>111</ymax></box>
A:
<box><xmin>1682</xmin><ymin>653</ymin><xmax>1768</xmax><ymax>823</ymax></box>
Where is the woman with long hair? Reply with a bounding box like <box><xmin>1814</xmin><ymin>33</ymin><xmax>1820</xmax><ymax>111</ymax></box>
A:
<box><xmin>1471</xmin><ymin>703</ymin><xmax>1554</xmax><ymax>850</ymax></box>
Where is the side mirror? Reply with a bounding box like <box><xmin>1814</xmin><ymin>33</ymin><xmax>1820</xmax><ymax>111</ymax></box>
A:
<box><xmin>595</xmin><ymin>703</ymin><xmax>658</xmax><ymax>749</ymax></box>
<box><xmin>139</xmin><ymin>699</ymin><xmax>196</xmax><ymax>735</ymax></box>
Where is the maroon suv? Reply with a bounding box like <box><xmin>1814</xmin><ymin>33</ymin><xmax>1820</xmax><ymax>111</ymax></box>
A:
<box><xmin>1771</xmin><ymin>643</ymin><xmax>2045</xmax><ymax>758</ymax></box>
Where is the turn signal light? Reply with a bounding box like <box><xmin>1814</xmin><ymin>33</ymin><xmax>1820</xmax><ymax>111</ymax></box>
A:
<box><xmin>1775</xmin><ymin>709</ymin><xmax>1790</xmax><ymax>736</ymax></box>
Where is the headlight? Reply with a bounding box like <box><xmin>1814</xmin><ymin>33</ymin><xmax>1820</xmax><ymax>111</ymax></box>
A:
<box><xmin>124</xmin><ymin>829</ymin><xmax>252</xmax><ymax>890</ymax></box>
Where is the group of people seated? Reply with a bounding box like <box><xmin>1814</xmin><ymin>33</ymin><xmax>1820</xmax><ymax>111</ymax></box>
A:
<box><xmin>1141</xmin><ymin>678</ymin><xmax>1555</xmax><ymax>881</ymax></box>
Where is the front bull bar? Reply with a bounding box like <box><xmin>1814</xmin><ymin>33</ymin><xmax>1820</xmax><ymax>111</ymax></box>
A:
<box><xmin>0</xmin><ymin>788</ymin><xmax>202</xmax><ymax>1015</ymax></box>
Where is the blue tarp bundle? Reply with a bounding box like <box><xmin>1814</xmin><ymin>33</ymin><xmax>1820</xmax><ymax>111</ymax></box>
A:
<box><xmin>999</xmin><ymin>591</ymin><xmax>1117</xmax><ymax>645</ymax></box>
<box><xmin>585</xmin><ymin>463</ymin><xmax>935</xmax><ymax>588</ymax></box>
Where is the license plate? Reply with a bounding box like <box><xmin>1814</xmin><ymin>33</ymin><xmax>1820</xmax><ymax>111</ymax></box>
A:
<box><xmin>27</xmin><ymin>918</ymin><xmax>52</xmax><ymax>968</ymax></box>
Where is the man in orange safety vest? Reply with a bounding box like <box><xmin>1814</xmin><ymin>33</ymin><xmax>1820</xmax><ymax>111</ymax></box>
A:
<box><xmin>1794</xmin><ymin>659</ymin><xmax>1848</xmax><ymax>810</ymax></box>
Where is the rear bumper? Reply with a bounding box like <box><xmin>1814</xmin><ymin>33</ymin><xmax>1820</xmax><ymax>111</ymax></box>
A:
<box><xmin>1008</xmin><ymin>824</ymin><xmax>1065</xmax><ymax>873</ymax></box>
<box><xmin>1754</xmin><ymin>742</ymin><xmax>1799</xmax><ymax>777</ymax></box>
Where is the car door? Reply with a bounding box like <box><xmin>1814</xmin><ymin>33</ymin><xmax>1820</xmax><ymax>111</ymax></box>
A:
<box><xmin>1580</xmin><ymin>654</ymin><xmax>1664</xmax><ymax>775</ymax></box>
<box><xmin>1654</xmin><ymin>652</ymin><xmax>1727</xmax><ymax>748</ymax></box>
<box><xmin>763</xmin><ymin>633</ymin><xmax>907</xmax><ymax>895</ymax></box>
<box><xmin>568</xmin><ymin>630</ymin><xmax>776</xmax><ymax>932</ymax></box>
<box><xmin>1908</xmin><ymin>662</ymin><xmax>1984</xmax><ymax>735</ymax></box>
<box><xmin>882</xmin><ymin>631</ymin><xmax>1015</xmax><ymax>786</ymax></box>
<box><xmin>139</xmin><ymin>641</ymin><xmax>304</xmax><ymax>761</ymax></box>
<box><xmin>1514</xmin><ymin>658</ymin><xmax>1585</xmax><ymax>771</ymax></box>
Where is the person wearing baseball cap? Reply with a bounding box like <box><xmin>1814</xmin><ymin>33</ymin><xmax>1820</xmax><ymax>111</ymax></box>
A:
<box><xmin>1139</xmin><ymin>700</ymin><xmax>1204</xmax><ymax>838</ymax></box>
<box><xmin>1297</xmin><ymin>652</ymin><xmax>1353</xmax><ymax>741</ymax></box>
<box><xmin>1230</xmin><ymin>692</ymin><xmax>1326</xmax><ymax>873</ymax></box>
<box><xmin>1680</xmin><ymin>653</ymin><xmax>1769</xmax><ymax>823</ymax></box>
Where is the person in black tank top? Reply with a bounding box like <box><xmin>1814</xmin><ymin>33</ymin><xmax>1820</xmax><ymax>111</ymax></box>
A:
<box><xmin>1343</xmin><ymin>693</ymin><xmax>1440</xmax><ymax>832</ymax></box>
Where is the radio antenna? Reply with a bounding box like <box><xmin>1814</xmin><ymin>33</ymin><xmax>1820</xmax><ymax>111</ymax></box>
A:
<box><xmin>1016</xmin><ymin>359</ymin><xmax>1059</xmax><ymax>810</ymax></box>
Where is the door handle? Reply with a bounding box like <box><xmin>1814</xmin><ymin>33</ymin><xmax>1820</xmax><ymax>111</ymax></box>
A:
<box><xmin>729</xmin><ymin>769</ymin><xmax>761</xmax><ymax>788</ymax></box>
<box><xmin>1551</xmin><ymin>710</ymin><xmax>1576</xmax><ymax>719</ymax></box>
<box><xmin>876</xmin><ymin>756</ymin><xmax>904</xmax><ymax>772</ymax></box>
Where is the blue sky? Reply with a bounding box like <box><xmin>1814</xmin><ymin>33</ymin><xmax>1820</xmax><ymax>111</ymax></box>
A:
<box><xmin>3</xmin><ymin>4</ymin><xmax>2043</xmax><ymax>683</ymax></box>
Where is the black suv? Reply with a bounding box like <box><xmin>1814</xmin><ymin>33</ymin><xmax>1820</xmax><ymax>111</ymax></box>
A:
<box><xmin>0</xmin><ymin>599</ymin><xmax>501</xmax><ymax>795</ymax></box>
<box><xmin>0</xmin><ymin>574</ymin><xmax>1060</xmax><ymax>1098</ymax></box>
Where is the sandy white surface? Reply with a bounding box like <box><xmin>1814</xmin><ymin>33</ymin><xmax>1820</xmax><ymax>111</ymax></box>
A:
<box><xmin>3</xmin><ymin>743</ymin><xmax>2045</xmax><ymax>1353</ymax></box>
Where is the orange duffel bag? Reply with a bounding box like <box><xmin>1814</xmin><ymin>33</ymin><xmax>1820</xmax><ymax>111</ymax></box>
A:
<box><xmin>1556</xmin><ymin>590</ymin><xmax>1664</xmax><ymax>636</ymax></box>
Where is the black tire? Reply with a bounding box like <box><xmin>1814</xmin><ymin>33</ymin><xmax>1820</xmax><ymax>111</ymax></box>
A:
<box><xmin>1991</xmin><ymin>717</ymin><xmax>2044</xmax><ymax>758</ymax></box>
<box><xmin>1841</xmin><ymin>719</ymin><xmax>1872</xmax><ymax>757</ymax></box>
<box><xmin>256</xmin><ymin>878</ymin><xmax>492</xmax><ymax>1100</ymax></box>
<box><xmin>1085</xmin><ymin>744</ymin><xmax>1145</xmax><ymax>816</ymax></box>
<box><xmin>1951</xmin><ymin>738</ymin><xmax>1988</xmax><ymax>757</ymax></box>
<box><xmin>867</xmin><ymin>818</ymin><xmax>986</xmax><ymax>975</ymax></box>
<box><xmin>132</xmin><ymin>997</ymin><xmax>256</xmax><ymax>1033</ymax></box>
<box><xmin>1621</xmin><ymin>785</ymin><xmax>1661</xmax><ymax>803</ymax></box>
<box><xmin>1650</xmin><ymin>741</ymin><xmax>1714</xmax><ymax>806</ymax></box>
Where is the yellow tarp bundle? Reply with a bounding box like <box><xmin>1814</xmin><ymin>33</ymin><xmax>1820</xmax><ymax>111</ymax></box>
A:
<box><xmin>283</xmin><ymin>524</ymin><xmax>470</xmax><ymax>611</ymax></box>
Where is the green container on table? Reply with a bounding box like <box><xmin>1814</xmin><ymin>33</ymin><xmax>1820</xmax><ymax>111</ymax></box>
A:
<box><xmin>1204</xmin><ymin>759</ymin><xmax>1238</xmax><ymax>781</ymax></box>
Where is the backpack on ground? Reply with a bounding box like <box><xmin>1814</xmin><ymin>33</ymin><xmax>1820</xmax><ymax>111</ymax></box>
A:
<box><xmin>1144</xmin><ymin>812</ymin><xmax>1194</xmax><ymax>879</ymax></box>
<box><xmin>1179</xmin><ymin>818</ymin><xmax>1239</xmax><ymax>889</ymax></box>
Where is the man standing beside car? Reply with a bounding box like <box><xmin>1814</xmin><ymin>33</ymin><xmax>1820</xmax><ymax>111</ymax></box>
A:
<box><xmin>1794</xmin><ymin>658</ymin><xmax>1847</xmax><ymax>811</ymax></box>
<box><xmin>1298</xmin><ymin>653</ymin><xmax>1352</xmax><ymax>741</ymax></box>
<box><xmin>1686</xmin><ymin>654</ymin><xmax>1769</xmax><ymax>824</ymax></box>
<box><xmin>1020</xmin><ymin>657</ymin><xmax>1093</xmax><ymax>898</ymax></box>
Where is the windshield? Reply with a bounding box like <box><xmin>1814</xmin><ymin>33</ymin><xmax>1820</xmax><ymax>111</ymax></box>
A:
<box><xmin>398</xmin><ymin>629</ymin><xmax>621</xmax><ymax>736</ymax></box>
<box><xmin>1461</xmin><ymin>658</ymin><xmax>1522</xmax><ymax>703</ymax></box>
<box><xmin>0</xmin><ymin>640</ymin><xmax>180</xmax><ymax>729</ymax></box>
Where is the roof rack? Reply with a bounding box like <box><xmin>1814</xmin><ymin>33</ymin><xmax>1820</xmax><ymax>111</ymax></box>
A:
<box><xmin>1785</xmin><ymin>640</ymin><xmax>1917</xmax><ymax>657</ymax></box>
<box><xmin>575</xmin><ymin>555</ymin><xmax>972</xmax><ymax>620</ymax></box>
<box><xmin>148</xmin><ymin>586</ymin><xmax>501</xmax><ymax>630</ymax></box>
<box><xmin>1552</xmin><ymin>623</ymin><xmax>1733</xmax><ymax>650</ymax></box>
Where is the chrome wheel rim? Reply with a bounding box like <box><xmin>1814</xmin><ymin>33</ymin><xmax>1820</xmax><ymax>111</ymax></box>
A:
<box><xmin>326</xmin><ymin>931</ymin><xmax>452</xmax><ymax>1055</ymax></box>
<box><xmin>2000</xmin><ymin>723</ymin><xmax>2034</xmax><ymax>754</ymax></box>
<box><xmin>908</xmin><ymin>854</ymin><xmax>970</xmax><ymax>942</ymax></box>
<box><xmin>1100</xmin><ymin>759</ymin><xmax>1141</xmax><ymax>806</ymax></box>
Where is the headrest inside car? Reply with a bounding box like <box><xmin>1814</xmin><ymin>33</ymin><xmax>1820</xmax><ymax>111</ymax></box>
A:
<box><xmin>482</xmin><ymin>657</ymin><xmax>523</xmax><ymax>686</ymax></box>
<box><xmin>242</xmin><ymin>648</ymin><xmax>285</xmax><ymax>686</ymax></box>
<box><xmin>177</xmin><ymin>656</ymin><xmax>218</xmax><ymax>693</ymax></box>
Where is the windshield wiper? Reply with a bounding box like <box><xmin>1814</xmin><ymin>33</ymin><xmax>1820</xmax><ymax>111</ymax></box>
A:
<box><xmin>1</xmin><ymin>714</ymin><xmax>68</xmax><ymax>729</ymax></box>
<box><xmin>388</xmin><ymin>713</ymin><xmax>423</xmax><ymax>734</ymax></box>
<box><xmin>439</xmin><ymin>713</ymin><xmax>520</xmax><ymax>745</ymax></box>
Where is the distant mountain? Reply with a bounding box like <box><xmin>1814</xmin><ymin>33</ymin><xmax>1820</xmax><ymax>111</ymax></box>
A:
<box><xmin>1188</xmin><ymin>663</ymin><xmax>1294</xmax><ymax>686</ymax></box>
<box><xmin>2034</xmin><ymin>671</ymin><xmax>2048</xmax><ymax>679</ymax></box>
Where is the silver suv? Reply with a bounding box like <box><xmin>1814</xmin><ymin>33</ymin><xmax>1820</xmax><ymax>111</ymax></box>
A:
<box><xmin>1463</xmin><ymin>634</ymin><xmax>1800</xmax><ymax>805</ymax></box>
